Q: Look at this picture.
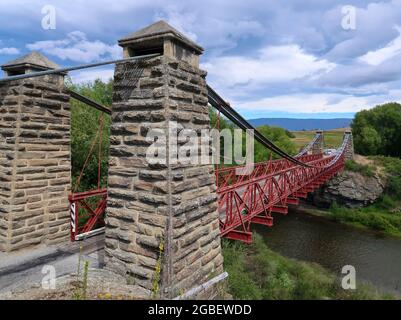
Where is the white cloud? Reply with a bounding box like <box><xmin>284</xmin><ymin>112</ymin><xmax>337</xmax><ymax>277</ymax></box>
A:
<box><xmin>155</xmin><ymin>4</ymin><xmax>266</xmax><ymax>54</ymax></box>
<box><xmin>155</xmin><ymin>6</ymin><xmax>199</xmax><ymax>42</ymax></box>
<box><xmin>323</xmin><ymin>1</ymin><xmax>401</xmax><ymax>61</ymax></box>
<box><xmin>359</xmin><ymin>26</ymin><xmax>401</xmax><ymax>66</ymax></box>
<box><xmin>26</xmin><ymin>31</ymin><xmax>122</xmax><ymax>63</ymax></box>
<box><xmin>0</xmin><ymin>47</ymin><xmax>20</xmax><ymax>55</ymax></box>
<box><xmin>234</xmin><ymin>91</ymin><xmax>398</xmax><ymax>115</ymax></box>
<box><xmin>69</xmin><ymin>68</ymin><xmax>114</xmax><ymax>83</ymax></box>
<box><xmin>203</xmin><ymin>45</ymin><xmax>336</xmax><ymax>88</ymax></box>
<box><xmin>1</xmin><ymin>0</ymin><xmax>401</xmax><ymax>118</ymax></box>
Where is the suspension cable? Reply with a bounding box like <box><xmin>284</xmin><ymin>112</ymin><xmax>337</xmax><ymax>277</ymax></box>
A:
<box><xmin>207</xmin><ymin>85</ymin><xmax>349</xmax><ymax>169</ymax></box>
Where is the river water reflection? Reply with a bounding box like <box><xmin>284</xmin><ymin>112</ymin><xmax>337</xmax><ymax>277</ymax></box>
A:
<box><xmin>254</xmin><ymin>209</ymin><xmax>401</xmax><ymax>294</ymax></box>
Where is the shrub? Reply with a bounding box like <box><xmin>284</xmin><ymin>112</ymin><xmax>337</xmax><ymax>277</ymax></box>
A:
<box><xmin>372</xmin><ymin>156</ymin><xmax>401</xmax><ymax>199</ymax></box>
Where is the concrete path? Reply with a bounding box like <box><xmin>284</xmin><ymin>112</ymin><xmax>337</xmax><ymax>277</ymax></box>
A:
<box><xmin>0</xmin><ymin>235</ymin><xmax>105</xmax><ymax>295</ymax></box>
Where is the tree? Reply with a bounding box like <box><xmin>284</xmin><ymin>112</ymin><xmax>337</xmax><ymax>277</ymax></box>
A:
<box><xmin>354</xmin><ymin>126</ymin><xmax>381</xmax><ymax>155</ymax></box>
<box><xmin>351</xmin><ymin>102</ymin><xmax>401</xmax><ymax>157</ymax></box>
<box><xmin>254</xmin><ymin>125</ymin><xmax>297</xmax><ymax>162</ymax></box>
<box><xmin>209</xmin><ymin>109</ymin><xmax>297</xmax><ymax>165</ymax></box>
<box><xmin>67</xmin><ymin>78</ymin><xmax>113</xmax><ymax>191</ymax></box>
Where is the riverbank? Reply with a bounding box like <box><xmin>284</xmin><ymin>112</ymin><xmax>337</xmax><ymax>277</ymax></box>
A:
<box><xmin>296</xmin><ymin>203</ymin><xmax>401</xmax><ymax>240</ymax></box>
<box><xmin>307</xmin><ymin>155</ymin><xmax>401</xmax><ymax>239</ymax></box>
<box><xmin>222</xmin><ymin>234</ymin><xmax>395</xmax><ymax>300</ymax></box>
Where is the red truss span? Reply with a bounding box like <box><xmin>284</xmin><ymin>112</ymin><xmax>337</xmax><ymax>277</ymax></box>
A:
<box><xmin>216</xmin><ymin>152</ymin><xmax>346</xmax><ymax>244</ymax></box>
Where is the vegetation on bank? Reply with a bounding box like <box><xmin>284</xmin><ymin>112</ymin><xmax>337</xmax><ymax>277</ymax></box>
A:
<box><xmin>345</xmin><ymin>159</ymin><xmax>375</xmax><ymax>177</ymax></box>
<box><xmin>329</xmin><ymin>203</ymin><xmax>401</xmax><ymax>239</ymax></box>
<box><xmin>328</xmin><ymin>156</ymin><xmax>401</xmax><ymax>238</ymax></box>
<box><xmin>222</xmin><ymin>233</ymin><xmax>393</xmax><ymax>300</ymax></box>
<box><xmin>352</xmin><ymin>102</ymin><xmax>401</xmax><ymax>157</ymax></box>
<box><xmin>253</xmin><ymin>126</ymin><xmax>296</xmax><ymax>162</ymax></box>
<box><xmin>372</xmin><ymin>156</ymin><xmax>401</xmax><ymax>201</ymax></box>
<box><xmin>312</xmin><ymin>103</ymin><xmax>401</xmax><ymax>237</ymax></box>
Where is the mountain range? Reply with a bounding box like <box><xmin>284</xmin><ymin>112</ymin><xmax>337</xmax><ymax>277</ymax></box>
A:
<box><xmin>248</xmin><ymin>118</ymin><xmax>353</xmax><ymax>131</ymax></box>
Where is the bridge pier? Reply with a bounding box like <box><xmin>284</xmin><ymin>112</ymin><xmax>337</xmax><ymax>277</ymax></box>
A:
<box><xmin>0</xmin><ymin>53</ymin><xmax>71</xmax><ymax>252</ymax></box>
<box><xmin>312</xmin><ymin>130</ymin><xmax>324</xmax><ymax>154</ymax></box>
<box><xmin>344</xmin><ymin>131</ymin><xmax>354</xmax><ymax>160</ymax></box>
<box><xmin>104</xmin><ymin>21</ymin><xmax>224</xmax><ymax>298</ymax></box>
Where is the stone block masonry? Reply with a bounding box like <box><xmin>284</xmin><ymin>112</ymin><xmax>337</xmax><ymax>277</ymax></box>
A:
<box><xmin>105</xmin><ymin>55</ymin><xmax>224</xmax><ymax>298</ymax></box>
<box><xmin>0</xmin><ymin>75</ymin><xmax>71</xmax><ymax>252</ymax></box>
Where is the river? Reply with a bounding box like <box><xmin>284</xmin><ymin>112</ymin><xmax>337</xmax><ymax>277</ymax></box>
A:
<box><xmin>254</xmin><ymin>208</ymin><xmax>401</xmax><ymax>295</ymax></box>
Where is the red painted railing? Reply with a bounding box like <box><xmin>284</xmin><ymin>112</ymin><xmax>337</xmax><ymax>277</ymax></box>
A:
<box><xmin>216</xmin><ymin>153</ymin><xmax>345</xmax><ymax>243</ymax></box>
<box><xmin>69</xmin><ymin>189</ymin><xmax>107</xmax><ymax>241</ymax></box>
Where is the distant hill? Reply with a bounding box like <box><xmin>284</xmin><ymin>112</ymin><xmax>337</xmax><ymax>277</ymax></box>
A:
<box><xmin>248</xmin><ymin>118</ymin><xmax>353</xmax><ymax>131</ymax></box>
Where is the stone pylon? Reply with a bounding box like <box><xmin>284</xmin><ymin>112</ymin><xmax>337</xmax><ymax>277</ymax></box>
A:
<box><xmin>312</xmin><ymin>130</ymin><xmax>324</xmax><ymax>154</ymax></box>
<box><xmin>104</xmin><ymin>21</ymin><xmax>224</xmax><ymax>298</ymax></box>
<box><xmin>0</xmin><ymin>52</ymin><xmax>71</xmax><ymax>252</ymax></box>
<box><xmin>344</xmin><ymin>131</ymin><xmax>354</xmax><ymax>160</ymax></box>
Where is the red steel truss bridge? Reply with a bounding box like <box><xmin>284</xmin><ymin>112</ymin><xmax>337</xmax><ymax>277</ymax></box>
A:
<box><xmin>1</xmin><ymin>53</ymin><xmax>350</xmax><ymax>243</ymax></box>
<box><xmin>208</xmin><ymin>87</ymin><xmax>351</xmax><ymax>244</ymax></box>
<box><xmin>67</xmin><ymin>84</ymin><xmax>350</xmax><ymax>243</ymax></box>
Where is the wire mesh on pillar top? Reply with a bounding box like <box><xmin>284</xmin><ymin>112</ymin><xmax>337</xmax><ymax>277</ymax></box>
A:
<box><xmin>115</xmin><ymin>60</ymin><xmax>144</xmax><ymax>101</ymax></box>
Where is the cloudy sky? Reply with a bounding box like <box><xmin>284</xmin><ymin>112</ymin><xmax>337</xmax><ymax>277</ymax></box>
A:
<box><xmin>1</xmin><ymin>0</ymin><xmax>401</xmax><ymax>119</ymax></box>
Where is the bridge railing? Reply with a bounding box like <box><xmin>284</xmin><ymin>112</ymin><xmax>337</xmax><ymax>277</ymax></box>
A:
<box><xmin>68</xmin><ymin>189</ymin><xmax>108</xmax><ymax>241</ymax></box>
<box><xmin>218</xmin><ymin>156</ymin><xmax>344</xmax><ymax>243</ymax></box>
<box><xmin>217</xmin><ymin>149</ymin><xmax>346</xmax><ymax>243</ymax></box>
<box><xmin>216</xmin><ymin>153</ymin><xmax>322</xmax><ymax>190</ymax></box>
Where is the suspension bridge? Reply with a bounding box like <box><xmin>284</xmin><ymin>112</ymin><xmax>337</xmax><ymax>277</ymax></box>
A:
<box><xmin>66</xmin><ymin>84</ymin><xmax>351</xmax><ymax>244</ymax></box>
<box><xmin>0</xmin><ymin>20</ymin><xmax>353</xmax><ymax>298</ymax></box>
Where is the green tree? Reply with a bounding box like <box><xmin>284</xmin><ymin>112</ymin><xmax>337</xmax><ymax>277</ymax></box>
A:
<box><xmin>209</xmin><ymin>109</ymin><xmax>297</xmax><ymax>165</ymax></box>
<box><xmin>67</xmin><ymin>78</ymin><xmax>113</xmax><ymax>191</ymax></box>
<box><xmin>351</xmin><ymin>102</ymin><xmax>401</xmax><ymax>157</ymax></box>
<box><xmin>254</xmin><ymin>126</ymin><xmax>297</xmax><ymax>162</ymax></box>
<box><xmin>354</xmin><ymin>126</ymin><xmax>381</xmax><ymax>155</ymax></box>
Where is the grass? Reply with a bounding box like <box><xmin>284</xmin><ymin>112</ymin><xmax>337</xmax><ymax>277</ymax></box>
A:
<box><xmin>222</xmin><ymin>233</ymin><xmax>393</xmax><ymax>300</ymax></box>
<box><xmin>151</xmin><ymin>239</ymin><xmax>164</xmax><ymax>299</ymax></box>
<box><xmin>345</xmin><ymin>160</ymin><xmax>376</xmax><ymax>177</ymax></box>
<box><xmin>291</xmin><ymin>129</ymin><xmax>346</xmax><ymax>150</ymax></box>
<box><xmin>329</xmin><ymin>203</ymin><xmax>401</xmax><ymax>239</ymax></box>
<box><xmin>72</xmin><ymin>260</ymin><xmax>90</xmax><ymax>300</ymax></box>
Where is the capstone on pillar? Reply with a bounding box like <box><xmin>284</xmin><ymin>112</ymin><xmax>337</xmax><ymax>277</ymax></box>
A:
<box><xmin>104</xmin><ymin>21</ymin><xmax>224</xmax><ymax>298</ymax></box>
<box><xmin>0</xmin><ymin>52</ymin><xmax>71</xmax><ymax>252</ymax></box>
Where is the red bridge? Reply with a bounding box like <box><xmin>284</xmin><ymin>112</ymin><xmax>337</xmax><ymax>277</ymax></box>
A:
<box><xmin>0</xmin><ymin>44</ymin><xmax>351</xmax><ymax>246</ymax></box>
<box><xmin>68</xmin><ymin>85</ymin><xmax>351</xmax><ymax>244</ymax></box>
<box><xmin>215</xmin><ymin>147</ymin><xmax>348</xmax><ymax>244</ymax></box>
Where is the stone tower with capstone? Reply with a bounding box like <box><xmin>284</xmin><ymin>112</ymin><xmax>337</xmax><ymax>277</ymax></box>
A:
<box><xmin>0</xmin><ymin>52</ymin><xmax>71</xmax><ymax>252</ymax></box>
<box><xmin>104</xmin><ymin>21</ymin><xmax>224</xmax><ymax>298</ymax></box>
